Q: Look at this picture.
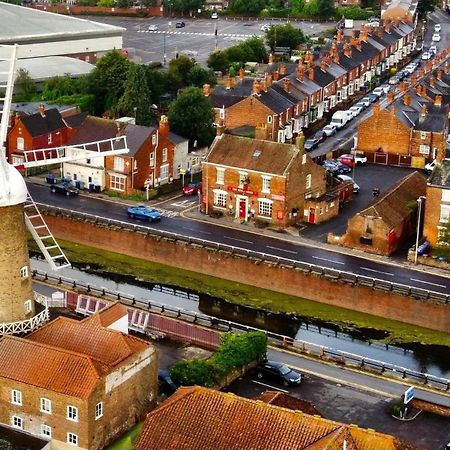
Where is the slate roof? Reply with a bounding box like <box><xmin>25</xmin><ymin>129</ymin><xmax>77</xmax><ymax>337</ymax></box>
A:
<box><xmin>206</xmin><ymin>134</ymin><xmax>299</xmax><ymax>176</ymax></box>
<box><xmin>134</xmin><ymin>387</ymin><xmax>421</xmax><ymax>450</ymax></box>
<box><xmin>358</xmin><ymin>172</ymin><xmax>427</xmax><ymax>228</ymax></box>
<box><xmin>287</xmin><ymin>72</ymin><xmax>321</xmax><ymax>95</ymax></box>
<box><xmin>68</xmin><ymin>115</ymin><xmax>120</xmax><ymax>147</ymax></box>
<box><xmin>211</xmin><ymin>78</ymin><xmax>254</xmax><ymax>108</ymax></box>
<box><xmin>259</xmin><ymin>88</ymin><xmax>294</xmax><ymax>113</ymax></box>
<box><xmin>123</xmin><ymin>123</ymin><xmax>155</xmax><ymax>157</ymax></box>
<box><xmin>169</xmin><ymin>131</ymin><xmax>188</xmax><ymax>145</ymax></box>
<box><xmin>312</xmin><ymin>66</ymin><xmax>335</xmax><ymax>87</ymax></box>
<box><xmin>428</xmin><ymin>159</ymin><xmax>450</xmax><ymax>188</ymax></box>
<box><xmin>21</xmin><ymin>107</ymin><xmax>66</xmax><ymax>137</ymax></box>
<box><xmin>64</xmin><ymin>112</ymin><xmax>88</xmax><ymax>128</ymax></box>
<box><xmin>271</xmin><ymin>80</ymin><xmax>307</xmax><ymax>102</ymax></box>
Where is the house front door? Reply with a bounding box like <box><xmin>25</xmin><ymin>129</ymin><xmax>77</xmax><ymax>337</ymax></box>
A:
<box><xmin>308</xmin><ymin>208</ymin><xmax>315</xmax><ymax>224</ymax></box>
<box><xmin>239</xmin><ymin>200</ymin><xmax>246</xmax><ymax>219</ymax></box>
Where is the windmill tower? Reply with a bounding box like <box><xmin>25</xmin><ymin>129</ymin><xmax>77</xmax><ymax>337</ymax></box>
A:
<box><xmin>0</xmin><ymin>45</ymin><xmax>129</xmax><ymax>334</ymax></box>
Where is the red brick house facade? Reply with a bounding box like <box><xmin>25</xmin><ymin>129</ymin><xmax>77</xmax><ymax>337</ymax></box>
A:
<box><xmin>202</xmin><ymin>134</ymin><xmax>338</xmax><ymax>227</ymax></box>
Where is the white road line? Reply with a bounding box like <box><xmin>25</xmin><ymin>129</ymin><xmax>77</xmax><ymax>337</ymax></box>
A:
<box><xmin>360</xmin><ymin>267</ymin><xmax>394</xmax><ymax>276</ymax></box>
<box><xmin>266</xmin><ymin>245</ymin><xmax>297</xmax><ymax>255</ymax></box>
<box><xmin>312</xmin><ymin>256</ymin><xmax>345</xmax><ymax>265</ymax></box>
<box><xmin>224</xmin><ymin>236</ymin><xmax>254</xmax><ymax>244</ymax></box>
<box><xmin>251</xmin><ymin>380</ymin><xmax>289</xmax><ymax>393</ymax></box>
<box><xmin>182</xmin><ymin>227</ymin><xmax>211</xmax><ymax>235</ymax></box>
<box><xmin>410</xmin><ymin>278</ymin><xmax>447</xmax><ymax>289</ymax></box>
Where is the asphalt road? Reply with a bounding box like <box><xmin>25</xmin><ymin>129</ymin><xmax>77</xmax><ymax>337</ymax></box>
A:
<box><xmin>83</xmin><ymin>15</ymin><xmax>335</xmax><ymax>65</ymax></box>
<box><xmin>27</xmin><ymin>182</ymin><xmax>450</xmax><ymax>295</ymax></box>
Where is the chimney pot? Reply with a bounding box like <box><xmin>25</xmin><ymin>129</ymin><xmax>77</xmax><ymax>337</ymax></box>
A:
<box><xmin>403</xmin><ymin>93</ymin><xmax>411</xmax><ymax>106</ymax></box>
<box><xmin>159</xmin><ymin>115</ymin><xmax>169</xmax><ymax>136</ymax></box>
<box><xmin>253</xmin><ymin>79</ymin><xmax>262</xmax><ymax>95</ymax></box>
<box><xmin>226</xmin><ymin>77</ymin><xmax>233</xmax><ymax>90</ymax></box>
<box><xmin>283</xmin><ymin>77</ymin><xmax>290</xmax><ymax>93</ymax></box>
<box><xmin>203</xmin><ymin>84</ymin><xmax>211</xmax><ymax>96</ymax></box>
<box><xmin>420</xmin><ymin>103</ymin><xmax>427</xmax><ymax>116</ymax></box>
<box><xmin>239</xmin><ymin>68</ymin><xmax>245</xmax><ymax>79</ymax></box>
<box><xmin>297</xmin><ymin>63</ymin><xmax>304</xmax><ymax>82</ymax></box>
<box><xmin>38</xmin><ymin>104</ymin><xmax>45</xmax><ymax>117</ymax></box>
<box><xmin>429</xmin><ymin>76</ymin><xmax>435</xmax><ymax>87</ymax></box>
<box><xmin>268</xmin><ymin>53</ymin><xmax>274</xmax><ymax>64</ymax></box>
<box><xmin>280</xmin><ymin>63</ymin><xmax>286</xmax><ymax>76</ymax></box>
<box><xmin>437</xmin><ymin>70</ymin><xmax>443</xmax><ymax>80</ymax></box>
<box><xmin>435</xmin><ymin>95</ymin><xmax>442</xmax><ymax>107</ymax></box>
<box><xmin>273</xmin><ymin>71</ymin><xmax>279</xmax><ymax>81</ymax></box>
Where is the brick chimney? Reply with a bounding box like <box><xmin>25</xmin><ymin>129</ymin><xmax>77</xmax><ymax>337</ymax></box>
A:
<box><xmin>373</xmin><ymin>102</ymin><xmax>380</xmax><ymax>116</ymax></box>
<box><xmin>253</xmin><ymin>79</ymin><xmax>262</xmax><ymax>95</ymax></box>
<box><xmin>297</xmin><ymin>63</ymin><xmax>304</xmax><ymax>82</ymax></box>
<box><xmin>38</xmin><ymin>104</ymin><xmax>46</xmax><ymax>117</ymax></box>
<box><xmin>403</xmin><ymin>92</ymin><xmax>412</xmax><ymax>106</ymax></box>
<box><xmin>410</xmin><ymin>72</ymin><xmax>418</xmax><ymax>84</ymax></box>
<box><xmin>399</xmin><ymin>82</ymin><xmax>408</xmax><ymax>93</ymax></box>
<box><xmin>377</xmin><ymin>27</ymin><xmax>383</xmax><ymax>39</ymax></box>
<box><xmin>283</xmin><ymin>77</ymin><xmax>290</xmax><ymax>93</ymax></box>
<box><xmin>445</xmin><ymin>61</ymin><xmax>450</xmax><ymax>75</ymax></box>
<box><xmin>384</xmin><ymin>19</ymin><xmax>392</xmax><ymax>33</ymax></box>
<box><xmin>203</xmin><ymin>84</ymin><xmax>211</xmax><ymax>96</ymax></box>
<box><xmin>255</xmin><ymin>123</ymin><xmax>269</xmax><ymax>140</ymax></box>
<box><xmin>429</xmin><ymin>76</ymin><xmax>435</xmax><ymax>88</ymax></box>
<box><xmin>295</xmin><ymin>131</ymin><xmax>305</xmax><ymax>152</ymax></box>
<box><xmin>336</xmin><ymin>29</ymin><xmax>343</xmax><ymax>43</ymax></box>
<box><xmin>159</xmin><ymin>115</ymin><xmax>169</xmax><ymax>137</ymax></box>
<box><xmin>415</xmin><ymin>84</ymin><xmax>425</xmax><ymax>97</ymax></box>
<box><xmin>268</xmin><ymin>53</ymin><xmax>274</xmax><ymax>64</ymax></box>
<box><xmin>437</xmin><ymin>70</ymin><xmax>443</xmax><ymax>80</ymax></box>
<box><xmin>226</xmin><ymin>77</ymin><xmax>233</xmax><ymax>90</ymax></box>
<box><xmin>360</xmin><ymin>26</ymin><xmax>368</xmax><ymax>42</ymax></box>
<box><xmin>426</xmin><ymin>61</ymin><xmax>433</xmax><ymax>73</ymax></box>
<box><xmin>308</xmin><ymin>67</ymin><xmax>314</xmax><ymax>81</ymax></box>
<box><xmin>343</xmin><ymin>42</ymin><xmax>352</xmax><ymax>59</ymax></box>
<box><xmin>387</xmin><ymin>89</ymin><xmax>394</xmax><ymax>103</ymax></box>
<box><xmin>420</xmin><ymin>103</ymin><xmax>427</xmax><ymax>117</ymax></box>
<box><xmin>273</xmin><ymin>71</ymin><xmax>279</xmax><ymax>81</ymax></box>
<box><xmin>434</xmin><ymin>95</ymin><xmax>442</xmax><ymax>107</ymax></box>
<box><xmin>239</xmin><ymin>68</ymin><xmax>245</xmax><ymax>80</ymax></box>
<box><xmin>266</xmin><ymin>73</ymin><xmax>273</xmax><ymax>86</ymax></box>
<box><xmin>280</xmin><ymin>63</ymin><xmax>286</xmax><ymax>76</ymax></box>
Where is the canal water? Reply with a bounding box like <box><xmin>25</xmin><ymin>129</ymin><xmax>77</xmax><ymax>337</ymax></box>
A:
<box><xmin>30</xmin><ymin>257</ymin><xmax>450</xmax><ymax>378</ymax></box>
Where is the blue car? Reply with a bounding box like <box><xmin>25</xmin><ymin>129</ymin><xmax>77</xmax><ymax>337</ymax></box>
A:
<box><xmin>127</xmin><ymin>205</ymin><xmax>161</xmax><ymax>222</ymax></box>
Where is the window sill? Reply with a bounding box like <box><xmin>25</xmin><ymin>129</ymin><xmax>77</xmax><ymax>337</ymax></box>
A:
<box><xmin>213</xmin><ymin>205</ymin><xmax>227</xmax><ymax>210</ymax></box>
<box><xmin>257</xmin><ymin>215</ymin><xmax>272</xmax><ymax>220</ymax></box>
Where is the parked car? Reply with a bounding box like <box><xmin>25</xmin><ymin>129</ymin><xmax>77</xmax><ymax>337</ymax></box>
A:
<box><xmin>158</xmin><ymin>369</ymin><xmax>178</xmax><ymax>395</ymax></box>
<box><xmin>333</xmin><ymin>161</ymin><xmax>352</xmax><ymax>174</ymax></box>
<box><xmin>348</xmin><ymin>105</ymin><xmax>362</xmax><ymax>118</ymax></box>
<box><xmin>429</xmin><ymin>45</ymin><xmax>437</xmax><ymax>56</ymax></box>
<box><xmin>388</xmin><ymin>75</ymin><xmax>400</xmax><ymax>85</ymax></box>
<box><xmin>313</xmin><ymin>130</ymin><xmax>327</xmax><ymax>143</ymax></box>
<box><xmin>330</xmin><ymin>110</ymin><xmax>351</xmax><ymax>129</ymax></box>
<box><xmin>304</xmin><ymin>138</ymin><xmax>320</xmax><ymax>151</ymax></box>
<box><xmin>359</xmin><ymin>97</ymin><xmax>371</xmax><ymax>107</ymax></box>
<box><xmin>372</xmin><ymin>86</ymin><xmax>385</xmax><ymax>97</ymax></box>
<box><xmin>379</xmin><ymin>84</ymin><xmax>390</xmax><ymax>94</ymax></box>
<box><xmin>404</xmin><ymin>63</ymin><xmax>416</xmax><ymax>74</ymax></box>
<box><xmin>367</xmin><ymin>93</ymin><xmax>378</xmax><ymax>103</ymax></box>
<box><xmin>432</xmin><ymin>33</ymin><xmax>441</xmax><ymax>42</ymax></box>
<box><xmin>260</xmin><ymin>24</ymin><xmax>271</xmax><ymax>31</ymax></box>
<box><xmin>127</xmin><ymin>205</ymin><xmax>161</xmax><ymax>222</ymax></box>
<box><xmin>50</xmin><ymin>182</ymin><xmax>79</xmax><ymax>196</ymax></box>
<box><xmin>355</xmin><ymin>101</ymin><xmax>367</xmax><ymax>110</ymax></box>
<box><xmin>336</xmin><ymin>174</ymin><xmax>360</xmax><ymax>193</ymax></box>
<box><xmin>434</xmin><ymin>23</ymin><xmax>441</xmax><ymax>32</ymax></box>
<box><xmin>147</xmin><ymin>24</ymin><xmax>158</xmax><ymax>31</ymax></box>
<box><xmin>211</xmin><ymin>12</ymin><xmax>218</xmax><ymax>18</ymax></box>
<box><xmin>338</xmin><ymin>153</ymin><xmax>367</xmax><ymax>167</ymax></box>
<box><xmin>256</xmin><ymin>360</ymin><xmax>303</xmax><ymax>387</ymax></box>
<box><xmin>421</xmin><ymin>51</ymin><xmax>431</xmax><ymax>60</ymax></box>
<box><xmin>182</xmin><ymin>182</ymin><xmax>202</xmax><ymax>196</ymax></box>
<box><xmin>322</xmin><ymin>124</ymin><xmax>337</xmax><ymax>136</ymax></box>
<box><xmin>424</xmin><ymin>159</ymin><xmax>437</xmax><ymax>174</ymax></box>
<box><xmin>175</xmin><ymin>21</ymin><xmax>185</xmax><ymax>28</ymax></box>
<box><xmin>322</xmin><ymin>160</ymin><xmax>351</xmax><ymax>175</ymax></box>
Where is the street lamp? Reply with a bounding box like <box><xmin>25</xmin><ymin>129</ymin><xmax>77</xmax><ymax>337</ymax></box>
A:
<box><xmin>414</xmin><ymin>196</ymin><xmax>426</xmax><ymax>265</ymax></box>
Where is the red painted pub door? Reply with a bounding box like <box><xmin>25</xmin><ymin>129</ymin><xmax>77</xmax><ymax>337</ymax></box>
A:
<box><xmin>308</xmin><ymin>208</ymin><xmax>315</xmax><ymax>224</ymax></box>
<box><xmin>239</xmin><ymin>200</ymin><xmax>246</xmax><ymax>218</ymax></box>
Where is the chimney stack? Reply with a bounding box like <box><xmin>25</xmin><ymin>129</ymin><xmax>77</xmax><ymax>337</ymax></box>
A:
<box><xmin>253</xmin><ymin>79</ymin><xmax>262</xmax><ymax>95</ymax></box>
<box><xmin>159</xmin><ymin>115</ymin><xmax>169</xmax><ymax>137</ymax></box>
<box><xmin>343</xmin><ymin>42</ymin><xmax>352</xmax><ymax>59</ymax></box>
<box><xmin>308</xmin><ymin>67</ymin><xmax>314</xmax><ymax>81</ymax></box>
<box><xmin>226</xmin><ymin>77</ymin><xmax>233</xmax><ymax>90</ymax></box>
<box><xmin>38</xmin><ymin>104</ymin><xmax>45</xmax><ymax>117</ymax></box>
<box><xmin>266</xmin><ymin>73</ymin><xmax>273</xmax><ymax>86</ymax></box>
<box><xmin>268</xmin><ymin>53</ymin><xmax>274</xmax><ymax>64</ymax></box>
<box><xmin>239</xmin><ymin>68</ymin><xmax>245</xmax><ymax>80</ymax></box>
<box><xmin>203</xmin><ymin>84</ymin><xmax>211</xmax><ymax>96</ymax></box>
<box><xmin>445</xmin><ymin>61</ymin><xmax>450</xmax><ymax>75</ymax></box>
<box><xmin>399</xmin><ymin>82</ymin><xmax>408</xmax><ymax>93</ymax></box>
<box><xmin>429</xmin><ymin>76</ymin><xmax>435</xmax><ymax>88</ymax></box>
<box><xmin>336</xmin><ymin>29</ymin><xmax>343</xmax><ymax>43</ymax></box>
<box><xmin>420</xmin><ymin>103</ymin><xmax>427</xmax><ymax>117</ymax></box>
<box><xmin>403</xmin><ymin>92</ymin><xmax>412</xmax><ymax>106</ymax></box>
<box><xmin>434</xmin><ymin>95</ymin><xmax>442</xmax><ymax>107</ymax></box>
<box><xmin>297</xmin><ymin>63</ymin><xmax>304</xmax><ymax>82</ymax></box>
<box><xmin>387</xmin><ymin>89</ymin><xmax>394</xmax><ymax>103</ymax></box>
<box><xmin>280</xmin><ymin>63</ymin><xmax>286</xmax><ymax>76</ymax></box>
<box><xmin>273</xmin><ymin>71</ymin><xmax>279</xmax><ymax>81</ymax></box>
<box><xmin>283</xmin><ymin>77</ymin><xmax>290</xmax><ymax>93</ymax></box>
<box><xmin>437</xmin><ymin>70</ymin><xmax>443</xmax><ymax>80</ymax></box>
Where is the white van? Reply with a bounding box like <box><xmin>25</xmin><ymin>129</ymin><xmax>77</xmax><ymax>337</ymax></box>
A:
<box><xmin>330</xmin><ymin>111</ymin><xmax>350</xmax><ymax>129</ymax></box>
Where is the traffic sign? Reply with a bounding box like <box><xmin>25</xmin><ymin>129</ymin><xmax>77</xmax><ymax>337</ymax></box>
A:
<box><xmin>179</xmin><ymin>169</ymin><xmax>186</xmax><ymax>175</ymax></box>
<box><xmin>274</xmin><ymin>46</ymin><xmax>290</xmax><ymax>55</ymax></box>
<box><xmin>403</xmin><ymin>386</ymin><xmax>415</xmax><ymax>404</ymax></box>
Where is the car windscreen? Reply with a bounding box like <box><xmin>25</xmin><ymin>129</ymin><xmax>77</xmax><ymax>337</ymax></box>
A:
<box><xmin>279</xmin><ymin>364</ymin><xmax>291</xmax><ymax>375</ymax></box>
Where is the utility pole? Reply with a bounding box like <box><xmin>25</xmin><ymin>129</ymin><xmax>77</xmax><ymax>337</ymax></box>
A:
<box><xmin>163</xmin><ymin>32</ymin><xmax>167</xmax><ymax>66</ymax></box>
<box><xmin>414</xmin><ymin>196</ymin><xmax>425</xmax><ymax>265</ymax></box>
<box><xmin>214</xmin><ymin>20</ymin><xmax>218</xmax><ymax>51</ymax></box>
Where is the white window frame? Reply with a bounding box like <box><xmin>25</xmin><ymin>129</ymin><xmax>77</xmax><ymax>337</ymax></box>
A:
<box><xmin>152</xmin><ymin>134</ymin><xmax>156</xmax><ymax>145</ymax></box>
<box><xmin>267</xmin><ymin>115</ymin><xmax>273</xmax><ymax>124</ymax></box>
<box><xmin>306</xmin><ymin>174</ymin><xmax>312</xmax><ymax>190</ymax></box>
<box><xmin>160</xmin><ymin>164</ymin><xmax>169</xmax><ymax>181</ymax></box>
<box><xmin>24</xmin><ymin>300</ymin><xmax>32</xmax><ymax>313</ymax></box>
<box><xmin>238</xmin><ymin>171</ymin><xmax>248</xmax><ymax>188</ymax></box>
<box><xmin>40</xmin><ymin>398</ymin><xmax>52</xmax><ymax>414</ymax></box>
<box><xmin>258</xmin><ymin>198</ymin><xmax>273</xmax><ymax>218</ymax></box>
<box><xmin>11</xmin><ymin>415</ymin><xmax>23</xmax><ymax>430</ymax></box>
<box><xmin>95</xmin><ymin>402</ymin><xmax>103</xmax><ymax>420</ymax></box>
<box><xmin>41</xmin><ymin>424</ymin><xmax>52</xmax><ymax>438</ymax></box>
<box><xmin>149</xmin><ymin>152</ymin><xmax>155</xmax><ymax>167</ymax></box>
<box><xmin>219</xmin><ymin>108</ymin><xmax>225</xmax><ymax>120</ymax></box>
<box><xmin>216</xmin><ymin>167</ymin><xmax>225</xmax><ymax>185</ymax></box>
<box><xmin>113</xmin><ymin>157</ymin><xmax>125</xmax><ymax>172</ymax></box>
<box><xmin>16</xmin><ymin>137</ymin><xmax>24</xmax><ymax>151</ymax></box>
<box><xmin>419</xmin><ymin>144</ymin><xmax>430</xmax><ymax>155</ymax></box>
<box><xmin>213</xmin><ymin>189</ymin><xmax>227</xmax><ymax>209</ymax></box>
<box><xmin>302</xmin><ymin>154</ymin><xmax>307</xmax><ymax>165</ymax></box>
<box><xmin>11</xmin><ymin>390</ymin><xmax>22</xmax><ymax>406</ymax></box>
<box><xmin>162</xmin><ymin>147</ymin><xmax>168</xmax><ymax>162</ymax></box>
<box><xmin>47</xmin><ymin>134</ymin><xmax>52</xmax><ymax>145</ymax></box>
<box><xmin>12</xmin><ymin>155</ymin><xmax>24</xmax><ymax>166</ymax></box>
<box><xmin>261</xmin><ymin>176</ymin><xmax>271</xmax><ymax>194</ymax></box>
<box><xmin>440</xmin><ymin>205</ymin><xmax>450</xmax><ymax>222</ymax></box>
<box><xmin>420</xmin><ymin>131</ymin><xmax>427</xmax><ymax>140</ymax></box>
<box><xmin>67</xmin><ymin>405</ymin><xmax>78</xmax><ymax>422</ymax></box>
<box><xmin>20</xmin><ymin>266</ymin><xmax>28</xmax><ymax>279</ymax></box>
<box><xmin>133</xmin><ymin>160</ymin><xmax>138</xmax><ymax>172</ymax></box>
<box><xmin>67</xmin><ymin>432</ymin><xmax>78</xmax><ymax>446</ymax></box>
<box><xmin>442</xmin><ymin>190</ymin><xmax>450</xmax><ymax>202</ymax></box>
<box><xmin>110</xmin><ymin>175</ymin><xmax>126</xmax><ymax>192</ymax></box>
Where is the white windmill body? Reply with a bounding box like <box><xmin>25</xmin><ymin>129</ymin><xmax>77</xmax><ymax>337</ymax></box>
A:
<box><xmin>0</xmin><ymin>45</ymin><xmax>129</xmax><ymax>334</ymax></box>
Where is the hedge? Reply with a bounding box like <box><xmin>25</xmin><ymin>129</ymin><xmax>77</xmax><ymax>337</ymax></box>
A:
<box><xmin>170</xmin><ymin>331</ymin><xmax>267</xmax><ymax>387</ymax></box>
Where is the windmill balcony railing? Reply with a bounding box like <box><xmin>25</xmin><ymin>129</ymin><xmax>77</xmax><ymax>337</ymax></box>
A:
<box><xmin>0</xmin><ymin>307</ymin><xmax>49</xmax><ymax>336</ymax></box>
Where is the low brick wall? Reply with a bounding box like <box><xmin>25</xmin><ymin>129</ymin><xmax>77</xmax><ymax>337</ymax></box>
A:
<box><xmin>411</xmin><ymin>398</ymin><xmax>450</xmax><ymax>419</ymax></box>
<box><xmin>40</xmin><ymin>209</ymin><xmax>450</xmax><ymax>333</ymax></box>
<box><xmin>407</xmin><ymin>250</ymin><xmax>450</xmax><ymax>271</ymax></box>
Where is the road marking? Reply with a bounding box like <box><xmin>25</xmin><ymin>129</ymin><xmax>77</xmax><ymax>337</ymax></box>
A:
<box><xmin>410</xmin><ymin>278</ymin><xmax>447</xmax><ymax>289</ymax></box>
<box><xmin>224</xmin><ymin>236</ymin><xmax>254</xmax><ymax>244</ymax></box>
<box><xmin>171</xmin><ymin>200</ymin><xmax>196</xmax><ymax>208</ymax></box>
<box><xmin>266</xmin><ymin>245</ymin><xmax>297</xmax><ymax>255</ymax></box>
<box><xmin>251</xmin><ymin>380</ymin><xmax>289</xmax><ymax>393</ymax></box>
<box><xmin>312</xmin><ymin>256</ymin><xmax>345</xmax><ymax>265</ymax></box>
<box><xmin>182</xmin><ymin>227</ymin><xmax>211</xmax><ymax>235</ymax></box>
<box><xmin>360</xmin><ymin>267</ymin><xmax>394</xmax><ymax>276</ymax></box>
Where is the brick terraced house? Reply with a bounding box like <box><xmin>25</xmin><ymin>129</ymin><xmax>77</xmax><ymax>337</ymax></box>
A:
<box><xmin>207</xmin><ymin>20</ymin><xmax>415</xmax><ymax>143</ymax></box>
<box><xmin>134</xmin><ymin>386</ymin><xmax>421</xmax><ymax>450</ymax></box>
<box><xmin>329</xmin><ymin>171</ymin><xmax>427</xmax><ymax>255</ymax></box>
<box><xmin>423</xmin><ymin>159</ymin><xmax>450</xmax><ymax>246</ymax></box>
<box><xmin>202</xmin><ymin>134</ymin><xmax>338</xmax><ymax>227</ymax></box>
<box><xmin>0</xmin><ymin>303</ymin><xmax>158</xmax><ymax>450</ymax></box>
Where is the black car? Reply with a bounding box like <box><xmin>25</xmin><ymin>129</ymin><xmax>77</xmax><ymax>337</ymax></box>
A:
<box><xmin>367</xmin><ymin>93</ymin><xmax>379</xmax><ymax>103</ymax></box>
<box><xmin>158</xmin><ymin>369</ymin><xmax>178</xmax><ymax>395</ymax></box>
<box><xmin>50</xmin><ymin>182</ymin><xmax>79</xmax><ymax>196</ymax></box>
<box><xmin>256</xmin><ymin>360</ymin><xmax>303</xmax><ymax>387</ymax></box>
<box><xmin>304</xmin><ymin>138</ymin><xmax>320</xmax><ymax>151</ymax></box>
<box><xmin>175</xmin><ymin>21</ymin><xmax>185</xmax><ymax>28</ymax></box>
<box><xmin>313</xmin><ymin>130</ymin><xmax>327</xmax><ymax>144</ymax></box>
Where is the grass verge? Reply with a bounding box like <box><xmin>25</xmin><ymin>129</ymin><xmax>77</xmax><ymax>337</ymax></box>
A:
<box><xmin>29</xmin><ymin>238</ymin><xmax>450</xmax><ymax>347</ymax></box>
<box><xmin>107</xmin><ymin>422</ymin><xmax>143</xmax><ymax>450</ymax></box>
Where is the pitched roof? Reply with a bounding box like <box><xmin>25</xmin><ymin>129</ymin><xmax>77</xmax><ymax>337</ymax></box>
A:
<box><xmin>21</xmin><ymin>107</ymin><xmax>66</xmax><ymax>137</ymax></box>
<box><xmin>206</xmin><ymin>134</ymin><xmax>299</xmax><ymax>175</ymax></box>
<box><xmin>428</xmin><ymin>159</ymin><xmax>450</xmax><ymax>188</ymax></box>
<box><xmin>358</xmin><ymin>171</ymin><xmax>427</xmax><ymax>228</ymax></box>
<box><xmin>68</xmin><ymin>115</ymin><xmax>120</xmax><ymax>146</ymax></box>
<box><xmin>0</xmin><ymin>336</ymin><xmax>100</xmax><ymax>399</ymax></box>
<box><xmin>134</xmin><ymin>387</ymin><xmax>421</xmax><ymax>450</ymax></box>
<box><xmin>123</xmin><ymin>123</ymin><xmax>155</xmax><ymax>157</ymax></box>
<box><xmin>210</xmin><ymin>78</ymin><xmax>254</xmax><ymax>108</ymax></box>
<box><xmin>64</xmin><ymin>112</ymin><xmax>88</xmax><ymax>128</ymax></box>
<box><xmin>89</xmin><ymin>301</ymin><xmax>128</xmax><ymax>328</ymax></box>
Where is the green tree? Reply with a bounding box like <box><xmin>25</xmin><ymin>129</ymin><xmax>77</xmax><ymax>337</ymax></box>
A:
<box><xmin>417</xmin><ymin>0</ymin><xmax>439</xmax><ymax>17</ymax></box>
<box><xmin>265</xmin><ymin>23</ymin><xmax>306</xmax><ymax>52</ymax></box>
<box><xmin>167</xmin><ymin>55</ymin><xmax>195</xmax><ymax>91</ymax></box>
<box><xmin>187</xmin><ymin>65</ymin><xmax>217</xmax><ymax>88</ymax></box>
<box><xmin>89</xmin><ymin>50</ymin><xmax>132</xmax><ymax>115</ymax></box>
<box><xmin>172</xmin><ymin>0</ymin><xmax>205</xmax><ymax>14</ymax></box>
<box><xmin>317</xmin><ymin>0</ymin><xmax>335</xmax><ymax>18</ymax></box>
<box><xmin>207</xmin><ymin>50</ymin><xmax>230</xmax><ymax>73</ymax></box>
<box><xmin>290</xmin><ymin>0</ymin><xmax>305</xmax><ymax>14</ymax></box>
<box><xmin>117</xmin><ymin>64</ymin><xmax>153</xmax><ymax>126</ymax></box>
<box><xmin>145</xmin><ymin>68</ymin><xmax>167</xmax><ymax>105</ymax></box>
<box><xmin>229</xmin><ymin>0</ymin><xmax>266</xmax><ymax>15</ymax></box>
<box><xmin>14</xmin><ymin>68</ymin><xmax>36</xmax><ymax>101</ymax></box>
<box><xmin>116</xmin><ymin>0</ymin><xmax>132</xmax><ymax>7</ymax></box>
<box><xmin>168</xmin><ymin>87</ymin><xmax>215</xmax><ymax>146</ymax></box>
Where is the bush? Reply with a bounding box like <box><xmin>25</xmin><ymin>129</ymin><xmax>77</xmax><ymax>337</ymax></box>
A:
<box><xmin>335</xmin><ymin>6</ymin><xmax>374</xmax><ymax>20</ymax></box>
<box><xmin>170</xmin><ymin>331</ymin><xmax>267</xmax><ymax>387</ymax></box>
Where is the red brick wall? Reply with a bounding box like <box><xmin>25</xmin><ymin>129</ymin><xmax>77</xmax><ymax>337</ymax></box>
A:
<box><xmin>41</xmin><ymin>213</ymin><xmax>450</xmax><ymax>333</ymax></box>
<box><xmin>423</xmin><ymin>185</ymin><xmax>443</xmax><ymax>246</ymax></box>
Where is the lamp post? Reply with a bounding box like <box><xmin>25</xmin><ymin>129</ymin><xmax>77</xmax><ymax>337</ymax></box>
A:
<box><xmin>414</xmin><ymin>196</ymin><xmax>426</xmax><ymax>265</ymax></box>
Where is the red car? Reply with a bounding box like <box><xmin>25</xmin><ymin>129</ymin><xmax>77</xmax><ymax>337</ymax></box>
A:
<box><xmin>182</xmin><ymin>182</ymin><xmax>202</xmax><ymax>196</ymax></box>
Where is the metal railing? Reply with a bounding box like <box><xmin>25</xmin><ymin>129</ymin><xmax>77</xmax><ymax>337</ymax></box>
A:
<box><xmin>0</xmin><ymin>307</ymin><xmax>49</xmax><ymax>336</ymax></box>
<box><xmin>32</xmin><ymin>269</ymin><xmax>450</xmax><ymax>391</ymax></box>
<box><xmin>37</xmin><ymin>204</ymin><xmax>450</xmax><ymax>304</ymax></box>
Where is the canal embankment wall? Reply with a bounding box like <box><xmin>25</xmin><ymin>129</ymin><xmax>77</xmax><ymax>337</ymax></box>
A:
<box><xmin>40</xmin><ymin>208</ymin><xmax>450</xmax><ymax>333</ymax></box>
